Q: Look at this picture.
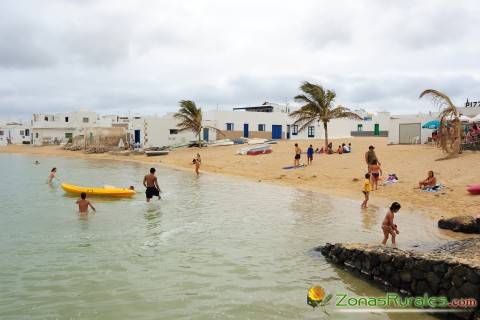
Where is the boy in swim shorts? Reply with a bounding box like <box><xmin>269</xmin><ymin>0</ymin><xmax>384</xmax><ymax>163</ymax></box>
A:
<box><xmin>76</xmin><ymin>192</ymin><xmax>96</xmax><ymax>214</ymax></box>
<box><xmin>143</xmin><ymin>168</ymin><xmax>161</xmax><ymax>202</ymax></box>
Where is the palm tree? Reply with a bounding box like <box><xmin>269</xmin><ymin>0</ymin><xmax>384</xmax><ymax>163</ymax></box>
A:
<box><xmin>290</xmin><ymin>82</ymin><xmax>361</xmax><ymax>149</ymax></box>
<box><xmin>419</xmin><ymin>89</ymin><xmax>461</xmax><ymax>157</ymax></box>
<box><xmin>173</xmin><ymin>100</ymin><xmax>222</xmax><ymax>147</ymax></box>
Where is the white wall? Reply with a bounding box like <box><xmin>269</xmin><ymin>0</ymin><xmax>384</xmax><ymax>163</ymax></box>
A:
<box><xmin>144</xmin><ymin>115</ymin><xmax>197</xmax><ymax>148</ymax></box>
<box><xmin>32</xmin><ymin>128</ymin><xmax>77</xmax><ymax>145</ymax></box>
<box><xmin>0</xmin><ymin>124</ymin><xmax>31</xmax><ymax>145</ymax></box>
<box><xmin>388</xmin><ymin>114</ymin><xmax>438</xmax><ymax>144</ymax></box>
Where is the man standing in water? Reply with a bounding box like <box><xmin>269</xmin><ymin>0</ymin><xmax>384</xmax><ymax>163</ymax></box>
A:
<box><xmin>143</xmin><ymin>167</ymin><xmax>161</xmax><ymax>202</ymax></box>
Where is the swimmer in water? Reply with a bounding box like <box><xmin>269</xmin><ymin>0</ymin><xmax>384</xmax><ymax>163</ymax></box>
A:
<box><xmin>76</xmin><ymin>192</ymin><xmax>96</xmax><ymax>214</ymax></box>
<box><xmin>34</xmin><ymin>161</ymin><xmax>40</xmax><ymax>165</ymax></box>
<box><xmin>47</xmin><ymin>167</ymin><xmax>58</xmax><ymax>183</ymax></box>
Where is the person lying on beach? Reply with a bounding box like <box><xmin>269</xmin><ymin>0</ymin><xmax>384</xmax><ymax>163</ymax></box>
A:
<box><xmin>369</xmin><ymin>160</ymin><xmax>382</xmax><ymax>190</ymax></box>
<box><xmin>418</xmin><ymin>171</ymin><xmax>436</xmax><ymax>189</ymax></box>
<box><xmin>47</xmin><ymin>167</ymin><xmax>58</xmax><ymax>183</ymax></box>
<box><xmin>76</xmin><ymin>192</ymin><xmax>96</xmax><ymax>214</ymax></box>
<box><xmin>143</xmin><ymin>167</ymin><xmax>161</xmax><ymax>202</ymax></box>
<box><xmin>382</xmin><ymin>202</ymin><xmax>401</xmax><ymax>246</ymax></box>
<box><xmin>361</xmin><ymin>173</ymin><xmax>371</xmax><ymax>209</ymax></box>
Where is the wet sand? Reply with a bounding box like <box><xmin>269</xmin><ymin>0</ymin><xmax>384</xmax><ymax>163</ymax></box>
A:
<box><xmin>2</xmin><ymin>137</ymin><xmax>479</xmax><ymax>219</ymax></box>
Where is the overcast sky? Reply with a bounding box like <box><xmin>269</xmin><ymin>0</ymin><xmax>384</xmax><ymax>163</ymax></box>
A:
<box><xmin>1</xmin><ymin>0</ymin><xmax>479</xmax><ymax>119</ymax></box>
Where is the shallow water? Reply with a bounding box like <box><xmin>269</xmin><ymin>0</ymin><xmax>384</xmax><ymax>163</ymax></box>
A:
<box><xmin>0</xmin><ymin>154</ymin><xmax>464</xmax><ymax>319</ymax></box>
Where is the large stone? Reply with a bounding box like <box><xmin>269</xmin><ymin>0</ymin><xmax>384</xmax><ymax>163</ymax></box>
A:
<box><xmin>459</xmin><ymin>282</ymin><xmax>479</xmax><ymax>299</ymax></box>
<box><xmin>400</xmin><ymin>271</ymin><xmax>412</xmax><ymax>283</ymax></box>
<box><xmin>438</xmin><ymin>215</ymin><xmax>480</xmax><ymax>233</ymax></box>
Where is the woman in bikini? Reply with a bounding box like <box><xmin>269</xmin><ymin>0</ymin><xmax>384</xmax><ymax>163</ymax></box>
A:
<box><xmin>382</xmin><ymin>202</ymin><xmax>401</xmax><ymax>246</ymax></box>
<box><xmin>369</xmin><ymin>159</ymin><xmax>382</xmax><ymax>190</ymax></box>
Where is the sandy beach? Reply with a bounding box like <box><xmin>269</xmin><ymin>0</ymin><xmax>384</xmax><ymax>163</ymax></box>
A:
<box><xmin>2</xmin><ymin>137</ymin><xmax>479</xmax><ymax>219</ymax></box>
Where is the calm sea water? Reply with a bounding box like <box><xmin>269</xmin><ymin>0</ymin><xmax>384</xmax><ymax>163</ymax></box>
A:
<box><xmin>0</xmin><ymin>153</ymin><xmax>461</xmax><ymax>320</ymax></box>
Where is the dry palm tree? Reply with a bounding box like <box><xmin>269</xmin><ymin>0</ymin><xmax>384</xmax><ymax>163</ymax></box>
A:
<box><xmin>419</xmin><ymin>89</ymin><xmax>461</xmax><ymax>157</ymax></box>
<box><xmin>174</xmin><ymin>100</ymin><xmax>222</xmax><ymax>147</ymax></box>
<box><xmin>290</xmin><ymin>82</ymin><xmax>361</xmax><ymax>149</ymax></box>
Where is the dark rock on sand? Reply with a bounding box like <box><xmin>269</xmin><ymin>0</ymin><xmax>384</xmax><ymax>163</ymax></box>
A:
<box><xmin>438</xmin><ymin>215</ymin><xmax>480</xmax><ymax>233</ymax></box>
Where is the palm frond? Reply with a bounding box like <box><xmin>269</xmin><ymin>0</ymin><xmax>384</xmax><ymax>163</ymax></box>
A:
<box><xmin>419</xmin><ymin>89</ymin><xmax>458</xmax><ymax>118</ymax></box>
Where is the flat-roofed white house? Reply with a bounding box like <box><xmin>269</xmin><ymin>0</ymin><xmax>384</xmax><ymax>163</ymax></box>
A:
<box><xmin>32</xmin><ymin>110</ymin><xmax>103</xmax><ymax>145</ymax></box>
<box><xmin>387</xmin><ymin>113</ymin><xmax>438</xmax><ymax>144</ymax></box>
<box><xmin>139</xmin><ymin>114</ymin><xmax>197</xmax><ymax>148</ymax></box>
<box><xmin>0</xmin><ymin>121</ymin><xmax>32</xmax><ymax>145</ymax></box>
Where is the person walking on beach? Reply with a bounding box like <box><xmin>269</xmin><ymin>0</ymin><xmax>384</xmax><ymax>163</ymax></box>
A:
<box><xmin>143</xmin><ymin>168</ymin><xmax>161</xmax><ymax>202</ymax></box>
<box><xmin>365</xmin><ymin>145</ymin><xmax>380</xmax><ymax>181</ymax></box>
<box><xmin>76</xmin><ymin>192</ymin><xmax>96</xmax><ymax>214</ymax></box>
<box><xmin>47</xmin><ymin>168</ymin><xmax>58</xmax><ymax>184</ymax></box>
<box><xmin>381</xmin><ymin>202</ymin><xmax>401</xmax><ymax>247</ymax></box>
<box><xmin>193</xmin><ymin>153</ymin><xmax>201</xmax><ymax>175</ymax></box>
<box><xmin>369</xmin><ymin>160</ymin><xmax>382</xmax><ymax>190</ymax></box>
<box><xmin>361</xmin><ymin>173</ymin><xmax>371</xmax><ymax>209</ymax></box>
<box><xmin>294</xmin><ymin>143</ymin><xmax>301</xmax><ymax>167</ymax></box>
<box><xmin>307</xmin><ymin>145</ymin><xmax>314</xmax><ymax>165</ymax></box>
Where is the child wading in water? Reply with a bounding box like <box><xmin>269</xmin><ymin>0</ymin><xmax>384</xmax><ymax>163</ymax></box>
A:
<box><xmin>361</xmin><ymin>173</ymin><xmax>371</xmax><ymax>209</ymax></box>
<box><xmin>382</xmin><ymin>202</ymin><xmax>401</xmax><ymax>246</ymax></box>
<box><xmin>193</xmin><ymin>153</ymin><xmax>201</xmax><ymax>175</ymax></box>
<box><xmin>76</xmin><ymin>192</ymin><xmax>96</xmax><ymax>215</ymax></box>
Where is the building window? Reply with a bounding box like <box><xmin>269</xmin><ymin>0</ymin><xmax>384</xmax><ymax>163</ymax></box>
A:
<box><xmin>0</xmin><ymin>131</ymin><xmax>3</xmax><ymax>136</ymax></box>
<box><xmin>20</xmin><ymin>130</ymin><xmax>25</xmax><ymax>136</ymax></box>
<box><xmin>292</xmin><ymin>125</ymin><xmax>299</xmax><ymax>135</ymax></box>
<box><xmin>35</xmin><ymin>133</ymin><xmax>39</xmax><ymax>138</ymax></box>
<box><xmin>226</xmin><ymin>123</ymin><xmax>234</xmax><ymax>131</ymax></box>
<box><xmin>169</xmin><ymin>129</ymin><xmax>178</xmax><ymax>134</ymax></box>
<box><xmin>44</xmin><ymin>116</ymin><xmax>49</xmax><ymax>121</ymax></box>
<box><xmin>308</xmin><ymin>126</ymin><xmax>315</xmax><ymax>138</ymax></box>
<box><xmin>258</xmin><ymin>124</ymin><xmax>266</xmax><ymax>131</ymax></box>
<box><xmin>25</xmin><ymin>129</ymin><xmax>30</xmax><ymax>136</ymax></box>
<box><xmin>65</xmin><ymin>117</ymin><xmax>69</xmax><ymax>122</ymax></box>
<box><xmin>83</xmin><ymin>117</ymin><xmax>89</xmax><ymax>123</ymax></box>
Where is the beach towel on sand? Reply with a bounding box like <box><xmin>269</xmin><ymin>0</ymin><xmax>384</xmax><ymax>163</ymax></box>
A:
<box><xmin>422</xmin><ymin>184</ymin><xmax>444</xmax><ymax>192</ymax></box>
<box><xmin>383</xmin><ymin>174</ymin><xmax>399</xmax><ymax>186</ymax></box>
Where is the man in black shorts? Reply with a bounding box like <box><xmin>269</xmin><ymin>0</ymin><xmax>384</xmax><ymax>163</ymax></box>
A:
<box><xmin>143</xmin><ymin>168</ymin><xmax>161</xmax><ymax>202</ymax></box>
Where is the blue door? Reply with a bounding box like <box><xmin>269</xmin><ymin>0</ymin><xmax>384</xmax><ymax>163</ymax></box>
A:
<box><xmin>243</xmin><ymin>123</ymin><xmax>249</xmax><ymax>138</ymax></box>
<box><xmin>203</xmin><ymin>128</ymin><xmax>209</xmax><ymax>141</ymax></box>
<box><xmin>134</xmin><ymin>130</ymin><xmax>141</xmax><ymax>143</ymax></box>
<box><xmin>272</xmin><ymin>125</ymin><xmax>282</xmax><ymax>139</ymax></box>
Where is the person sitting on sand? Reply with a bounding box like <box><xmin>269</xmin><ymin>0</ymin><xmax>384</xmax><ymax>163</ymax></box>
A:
<box><xmin>76</xmin><ymin>192</ymin><xmax>96</xmax><ymax>214</ymax></box>
<box><xmin>47</xmin><ymin>167</ymin><xmax>58</xmax><ymax>183</ymax></box>
<box><xmin>342</xmin><ymin>143</ymin><xmax>350</xmax><ymax>153</ymax></box>
<box><xmin>419</xmin><ymin>171</ymin><xmax>437</xmax><ymax>189</ymax></box>
<box><xmin>294</xmin><ymin>143</ymin><xmax>301</xmax><ymax>166</ymax></box>
<box><xmin>382</xmin><ymin>202</ymin><xmax>401</xmax><ymax>246</ymax></box>
<box><xmin>143</xmin><ymin>168</ymin><xmax>161</xmax><ymax>202</ymax></box>
<box><xmin>337</xmin><ymin>145</ymin><xmax>343</xmax><ymax>154</ymax></box>
<box><xmin>369</xmin><ymin>159</ymin><xmax>382</xmax><ymax>190</ymax></box>
<box><xmin>307</xmin><ymin>145</ymin><xmax>314</xmax><ymax>165</ymax></box>
<box><xmin>361</xmin><ymin>173</ymin><xmax>371</xmax><ymax>209</ymax></box>
<box><xmin>193</xmin><ymin>153</ymin><xmax>201</xmax><ymax>175</ymax></box>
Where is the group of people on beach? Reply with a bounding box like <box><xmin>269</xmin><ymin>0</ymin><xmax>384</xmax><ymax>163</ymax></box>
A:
<box><xmin>294</xmin><ymin>142</ymin><xmax>352</xmax><ymax>166</ymax></box>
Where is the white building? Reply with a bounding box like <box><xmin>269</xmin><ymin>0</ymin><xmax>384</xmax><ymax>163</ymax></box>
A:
<box><xmin>31</xmin><ymin>110</ymin><xmax>103</xmax><ymax>145</ymax></box>
<box><xmin>388</xmin><ymin>113</ymin><xmax>438</xmax><ymax>144</ymax></box>
<box><xmin>0</xmin><ymin>122</ymin><xmax>32</xmax><ymax>145</ymax></box>
<box><xmin>139</xmin><ymin>114</ymin><xmax>197</xmax><ymax>148</ymax></box>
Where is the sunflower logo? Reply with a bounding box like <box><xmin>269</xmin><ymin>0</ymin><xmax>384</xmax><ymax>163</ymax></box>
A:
<box><xmin>307</xmin><ymin>286</ymin><xmax>332</xmax><ymax>309</ymax></box>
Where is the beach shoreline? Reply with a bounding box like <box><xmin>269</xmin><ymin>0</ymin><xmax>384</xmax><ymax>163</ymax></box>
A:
<box><xmin>2</xmin><ymin>137</ymin><xmax>479</xmax><ymax>220</ymax></box>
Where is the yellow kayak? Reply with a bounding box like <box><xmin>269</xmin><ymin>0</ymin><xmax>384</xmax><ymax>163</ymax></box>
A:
<box><xmin>61</xmin><ymin>183</ymin><xmax>136</xmax><ymax>197</ymax></box>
